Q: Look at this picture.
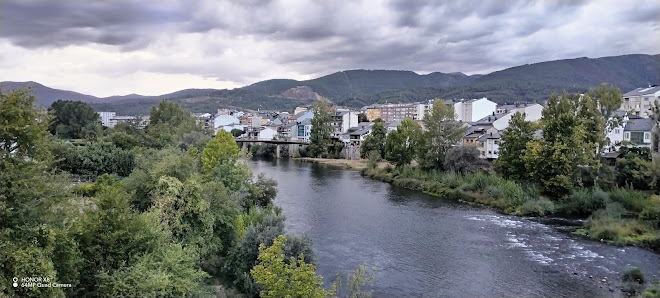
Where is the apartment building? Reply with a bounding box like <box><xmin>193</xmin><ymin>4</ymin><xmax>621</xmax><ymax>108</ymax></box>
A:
<box><xmin>331</xmin><ymin>110</ymin><xmax>359</xmax><ymax>138</ymax></box>
<box><xmin>621</xmin><ymin>86</ymin><xmax>660</xmax><ymax>118</ymax></box>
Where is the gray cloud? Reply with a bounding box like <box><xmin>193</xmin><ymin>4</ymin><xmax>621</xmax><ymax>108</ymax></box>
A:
<box><xmin>1</xmin><ymin>0</ymin><xmax>659</xmax><ymax>92</ymax></box>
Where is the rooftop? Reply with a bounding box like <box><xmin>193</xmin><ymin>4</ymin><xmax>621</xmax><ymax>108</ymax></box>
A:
<box><xmin>624</xmin><ymin>86</ymin><xmax>660</xmax><ymax>97</ymax></box>
<box><xmin>624</xmin><ymin>118</ymin><xmax>655</xmax><ymax>132</ymax></box>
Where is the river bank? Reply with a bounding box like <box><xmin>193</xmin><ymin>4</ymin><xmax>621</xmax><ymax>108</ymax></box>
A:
<box><xmin>249</xmin><ymin>158</ymin><xmax>660</xmax><ymax>297</ymax></box>
<box><xmin>293</xmin><ymin>157</ymin><xmax>369</xmax><ymax>170</ymax></box>
<box><xmin>359</xmin><ymin>165</ymin><xmax>660</xmax><ymax>254</ymax></box>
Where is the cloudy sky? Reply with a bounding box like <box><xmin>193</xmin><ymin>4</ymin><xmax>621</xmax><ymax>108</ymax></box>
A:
<box><xmin>1</xmin><ymin>0</ymin><xmax>658</xmax><ymax>97</ymax></box>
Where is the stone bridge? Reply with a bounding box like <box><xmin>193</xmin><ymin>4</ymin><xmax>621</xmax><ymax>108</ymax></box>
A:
<box><xmin>234</xmin><ymin>138</ymin><xmax>309</xmax><ymax>158</ymax></box>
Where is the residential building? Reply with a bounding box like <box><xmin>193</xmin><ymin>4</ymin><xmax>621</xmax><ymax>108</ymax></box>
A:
<box><xmin>386</xmin><ymin>120</ymin><xmax>401</xmax><ymax>133</ymax></box>
<box><xmin>621</xmin><ymin>86</ymin><xmax>660</xmax><ymax>117</ymax></box>
<box><xmin>296</xmin><ymin>119</ymin><xmax>312</xmax><ymax>142</ymax></box>
<box><xmin>489</xmin><ymin>103</ymin><xmax>543</xmax><ymax>130</ymax></box>
<box><xmin>341</xmin><ymin>122</ymin><xmax>374</xmax><ymax>145</ymax></box>
<box><xmin>366</xmin><ymin>105</ymin><xmax>381</xmax><ymax>121</ymax></box>
<box><xmin>193</xmin><ymin>113</ymin><xmax>214</xmax><ymax>131</ymax></box>
<box><xmin>603</xmin><ymin>111</ymin><xmax>628</xmax><ymax>153</ymax></box>
<box><xmin>623</xmin><ymin>117</ymin><xmax>655</xmax><ymax>149</ymax></box>
<box><xmin>258</xmin><ymin>127</ymin><xmax>278</xmax><ymax>140</ymax></box>
<box><xmin>279</xmin><ymin>123</ymin><xmax>297</xmax><ymax>141</ymax></box>
<box><xmin>331</xmin><ymin>110</ymin><xmax>359</xmax><ymax>138</ymax></box>
<box><xmin>482</xmin><ymin>132</ymin><xmax>501</xmax><ymax>159</ymax></box>
<box><xmin>97</xmin><ymin>112</ymin><xmax>116</xmax><ymax>128</ymax></box>
<box><xmin>214</xmin><ymin>114</ymin><xmax>240</xmax><ymax>129</ymax></box>
<box><xmin>250</xmin><ymin>116</ymin><xmax>263</xmax><ymax>128</ymax></box>
<box><xmin>292</xmin><ymin>110</ymin><xmax>314</xmax><ymax>124</ymax></box>
<box><xmin>449</xmin><ymin>98</ymin><xmax>497</xmax><ymax>122</ymax></box>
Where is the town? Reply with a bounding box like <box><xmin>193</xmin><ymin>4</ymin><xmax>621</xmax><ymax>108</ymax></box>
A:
<box><xmin>97</xmin><ymin>85</ymin><xmax>660</xmax><ymax>160</ymax></box>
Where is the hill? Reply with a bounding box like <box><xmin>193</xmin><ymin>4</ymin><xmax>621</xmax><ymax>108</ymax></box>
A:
<box><xmin>2</xmin><ymin>53</ymin><xmax>658</xmax><ymax>114</ymax></box>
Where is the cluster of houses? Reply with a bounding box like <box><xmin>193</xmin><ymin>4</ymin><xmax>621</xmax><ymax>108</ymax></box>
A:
<box><xmin>97</xmin><ymin>85</ymin><xmax>660</xmax><ymax>160</ymax></box>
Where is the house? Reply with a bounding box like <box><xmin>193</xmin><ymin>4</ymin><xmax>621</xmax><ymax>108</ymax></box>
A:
<box><xmin>623</xmin><ymin>117</ymin><xmax>655</xmax><ymax>149</ymax></box>
<box><xmin>342</xmin><ymin>122</ymin><xmax>374</xmax><ymax>145</ymax></box>
<box><xmin>296</xmin><ymin>119</ymin><xmax>312</xmax><ymax>142</ymax></box>
<box><xmin>292</xmin><ymin>110</ymin><xmax>314</xmax><ymax>124</ymax></box>
<box><xmin>331</xmin><ymin>110</ymin><xmax>359</xmax><ymax>138</ymax></box>
<box><xmin>279</xmin><ymin>123</ymin><xmax>297</xmax><ymax>141</ymax></box>
<box><xmin>482</xmin><ymin>132</ymin><xmax>501</xmax><ymax>159</ymax></box>
<box><xmin>250</xmin><ymin>116</ymin><xmax>263</xmax><ymax>128</ymax></box>
<box><xmin>386</xmin><ymin>120</ymin><xmax>401</xmax><ymax>133</ymax></box>
<box><xmin>258</xmin><ymin>127</ymin><xmax>278</xmax><ymax>140</ymax></box>
<box><xmin>603</xmin><ymin>111</ymin><xmax>628</xmax><ymax>153</ymax></box>
<box><xmin>621</xmin><ymin>86</ymin><xmax>660</xmax><ymax>118</ymax></box>
<box><xmin>489</xmin><ymin>103</ymin><xmax>543</xmax><ymax>131</ymax></box>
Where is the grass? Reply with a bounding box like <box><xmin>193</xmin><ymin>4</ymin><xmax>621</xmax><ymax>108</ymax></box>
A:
<box><xmin>361</xmin><ymin>164</ymin><xmax>660</xmax><ymax>252</ymax></box>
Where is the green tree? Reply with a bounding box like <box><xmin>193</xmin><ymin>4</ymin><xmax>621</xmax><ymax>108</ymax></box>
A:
<box><xmin>309</xmin><ymin>98</ymin><xmax>332</xmax><ymax>158</ymax></box>
<box><xmin>56</xmin><ymin>142</ymin><xmax>135</xmax><ymax>178</ymax></box>
<box><xmin>146</xmin><ymin>99</ymin><xmax>201</xmax><ymax>148</ymax></box>
<box><xmin>384</xmin><ymin>119</ymin><xmax>422</xmax><ymax>166</ymax></box>
<box><xmin>251</xmin><ymin>235</ymin><xmax>332</xmax><ymax>298</ymax></box>
<box><xmin>444</xmin><ymin>146</ymin><xmax>490</xmax><ymax>174</ymax></box>
<box><xmin>231</xmin><ymin>128</ymin><xmax>244</xmax><ymax>137</ymax></box>
<box><xmin>360</xmin><ymin>119</ymin><xmax>386</xmax><ymax>159</ymax></box>
<box><xmin>202</xmin><ymin>130</ymin><xmax>240</xmax><ymax>173</ymax></box>
<box><xmin>48</xmin><ymin>100</ymin><xmax>102</xmax><ymax>139</ymax></box>
<box><xmin>358</xmin><ymin>113</ymin><xmax>368</xmax><ymax>123</ymax></box>
<box><xmin>496</xmin><ymin>112</ymin><xmax>534</xmax><ymax>180</ymax></box>
<box><xmin>418</xmin><ymin>100</ymin><xmax>466</xmax><ymax>170</ymax></box>
<box><xmin>0</xmin><ymin>89</ymin><xmax>51</xmax><ymax>160</ymax></box>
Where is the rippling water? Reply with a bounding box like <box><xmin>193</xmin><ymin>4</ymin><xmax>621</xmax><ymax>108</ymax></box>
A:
<box><xmin>249</xmin><ymin>158</ymin><xmax>659</xmax><ymax>297</ymax></box>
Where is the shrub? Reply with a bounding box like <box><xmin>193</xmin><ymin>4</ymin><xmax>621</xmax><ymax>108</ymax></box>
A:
<box><xmin>441</xmin><ymin>171</ymin><xmax>462</xmax><ymax>189</ymax></box>
<box><xmin>559</xmin><ymin>188</ymin><xmax>607</xmax><ymax>216</ymax></box>
<box><xmin>519</xmin><ymin>198</ymin><xmax>556</xmax><ymax>216</ymax></box>
<box><xmin>484</xmin><ymin>185</ymin><xmax>503</xmax><ymax>199</ymax></box>
<box><xmin>641</xmin><ymin>280</ymin><xmax>660</xmax><ymax>298</ymax></box>
<box><xmin>622</xmin><ymin>267</ymin><xmax>646</xmax><ymax>296</ymax></box>
<box><xmin>610</xmin><ymin>188</ymin><xmax>650</xmax><ymax>214</ymax></box>
<box><xmin>639</xmin><ymin>203</ymin><xmax>660</xmax><ymax>228</ymax></box>
<box><xmin>460</xmin><ymin>183</ymin><xmax>474</xmax><ymax>193</ymax></box>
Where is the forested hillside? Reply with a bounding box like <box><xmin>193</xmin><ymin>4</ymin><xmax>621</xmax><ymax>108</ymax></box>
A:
<box><xmin>2</xmin><ymin>53</ymin><xmax>658</xmax><ymax>114</ymax></box>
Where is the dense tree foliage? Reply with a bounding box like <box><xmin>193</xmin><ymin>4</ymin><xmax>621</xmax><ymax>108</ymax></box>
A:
<box><xmin>418</xmin><ymin>100</ymin><xmax>466</xmax><ymax>171</ymax></box>
<box><xmin>496</xmin><ymin>112</ymin><xmax>535</xmax><ymax>180</ymax></box>
<box><xmin>384</xmin><ymin>119</ymin><xmax>422</xmax><ymax>166</ymax></box>
<box><xmin>358</xmin><ymin>113</ymin><xmax>368</xmax><ymax>123</ymax></box>
<box><xmin>202</xmin><ymin>130</ymin><xmax>240</xmax><ymax>173</ymax></box>
<box><xmin>444</xmin><ymin>146</ymin><xmax>490</xmax><ymax>174</ymax></box>
<box><xmin>309</xmin><ymin>98</ymin><xmax>332</xmax><ymax>157</ymax></box>
<box><xmin>48</xmin><ymin>100</ymin><xmax>102</xmax><ymax>140</ymax></box>
<box><xmin>2</xmin><ymin>89</ymin><xmax>373</xmax><ymax>297</ymax></box>
<box><xmin>360</xmin><ymin>119</ymin><xmax>386</xmax><ymax>159</ymax></box>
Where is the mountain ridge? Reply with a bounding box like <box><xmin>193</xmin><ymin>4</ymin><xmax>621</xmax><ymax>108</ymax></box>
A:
<box><xmin>2</xmin><ymin>53</ymin><xmax>658</xmax><ymax>114</ymax></box>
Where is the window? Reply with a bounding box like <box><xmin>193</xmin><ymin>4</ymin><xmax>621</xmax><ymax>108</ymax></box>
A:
<box><xmin>481</xmin><ymin>151</ymin><xmax>485</xmax><ymax>156</ymax></box>
<box><xmin>630</xmin><ymin>132</ymin><xmax>644</xmax><ymax>144</ymax></box>
<box><xmin>614</xmin><ymin>129</ymin><xmax>620</xmax><ymax>134</ymax></box>
<box><xmin>624</xmin><ymin>132</ymin><xmax>630</xmax><ymax>140</ymax></box>
<box><xmin>645</xmin><ymin>132</ymin><xmax>650</xmax><ymax>140</ymax></box>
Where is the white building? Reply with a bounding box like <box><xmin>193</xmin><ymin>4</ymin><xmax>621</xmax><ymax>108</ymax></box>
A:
<box><xmin>214</xmin><ymin>114</ymin><xmax>240</xmax><ymax>129</ymax></box>
<box><xmin>621</xmin><ymin>86</ymin><xmax>660</xmax><ymax>118</ymax></box>
<box><xmin>491</xmin><ymin>103</ymin><xmax>543</xmax><ymax>131</ymax></box>
<box><xmin>447</xmin><ymin>98</ymin><xmax>497</xmax><ymax>122</ymax></box>
<box><xmin>258</xmin><ymin>127</ymin><xmax>278</xmax><ymax>140</ymax></box>
<box><xmin>250</xmin><ymin>116</ymin><xmax>263</xmax><ymax>128</ymax></box>
<box><xmin>341</xmin><ymin>122</ymin><xmax>374</xmax><ymax>145</ymax></box>
<box><xmin>386</xmin><ymin>120</ymin><xmax>401</xmax><ymax>134</ymax></box>
<box><xmin>331</xmin><ymin>110</ymin><xmax>359</xmax><ymax>138</ymax></box>
<box><xmin>97</xmin><ymin>112</ymin><xmax>116</xmax><ymax>128</ymax></box>
<box><xmin>603</xmin><ymin>111</ymin><xmax>628</xmax><ymax>153</ymax></box>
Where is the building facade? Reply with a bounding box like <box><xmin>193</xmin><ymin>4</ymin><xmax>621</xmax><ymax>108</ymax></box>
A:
<box><xmin>621</xmin><ymin>86</ymin><xmax>660</xmax><ymax>118</ymax></box>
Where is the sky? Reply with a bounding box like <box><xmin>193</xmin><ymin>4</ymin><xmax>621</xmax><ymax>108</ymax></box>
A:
<box><xmin>0</xmin><ymin>0</ymin><xmax>659</xmax><ymax>97</ymax></box>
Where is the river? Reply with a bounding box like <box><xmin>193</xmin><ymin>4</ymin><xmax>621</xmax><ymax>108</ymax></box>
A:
<box><xmin>248</xmin><ymin>158</ymin><xmax>659</xmax><ymax>297</ymax></box>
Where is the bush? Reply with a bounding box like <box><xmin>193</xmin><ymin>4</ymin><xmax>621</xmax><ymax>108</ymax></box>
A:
<box><xmin>610</xmin><ymin>188</ymin><xmax>650</xmax><ymax>214</ymax></box>
<box><xmin>639</xmin><ymin>201</ymin><xmax>660</xmax><ymax>228</ymax></box>
<box><xmin>622</xmin><ymin>267</ymin><xmax>646</xmax><ymax>296</ymax></box>
<box><xmin>441</xmin><ymin>171</ymin><xmax>463</xmax><ymax>189</ymax></box>
<box><xmin>642</xmin><ymin>281</ymin><xmax>660</xmax><ymax>298</ymax></box>
<box><xmin>484</xmin><ymin>185</ymin><xmax>503</xmax><ymax>199</ymax></box>
<box><xmin>559</xmin><ymin>188</ymin><xmax>608</xmax><ymax>216</ymax></box>
<box><xmin>519</xmin><ymin>198</ymin><xmax>556</xmax><ymax>216</ymax></box>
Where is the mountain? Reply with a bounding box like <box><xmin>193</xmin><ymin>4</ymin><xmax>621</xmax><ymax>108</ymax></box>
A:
<box><xmin>0</xmin><ymin>81</ymin><xmax>99</xmax><ymax>106</ymax></box>
<box><xmin>2</xmin><ymin>53</ymin><xmax>658</xmax><ymax>114</ymax></box>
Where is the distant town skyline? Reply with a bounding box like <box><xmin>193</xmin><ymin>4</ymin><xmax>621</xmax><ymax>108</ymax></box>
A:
<box><xmin>1</xmin><ymin>0</ymin><xmax>658</xmax><ymax>97</ymax></box>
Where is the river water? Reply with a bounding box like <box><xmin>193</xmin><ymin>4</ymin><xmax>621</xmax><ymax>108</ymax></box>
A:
<box><xmin>248</xmin><ymin>159</ymin><xmax>659</xmax><ymax>297</ymax></box>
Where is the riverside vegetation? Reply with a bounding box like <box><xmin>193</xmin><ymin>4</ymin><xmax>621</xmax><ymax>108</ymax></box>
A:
<box><xmin>345</xmin><ymin>85</ymin><xmax>660</xmax><ymax>255</ymax></box>
<box><xmin>0</xmin><ymin>89</ymin><xmax>373</xmax><ymax>297</ymax></box>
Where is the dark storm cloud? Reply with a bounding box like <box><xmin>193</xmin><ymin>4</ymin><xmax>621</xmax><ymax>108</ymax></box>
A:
<box><xmin>1</xmin><ymin>0</ymin><xmax>658</xmax><ymax>85</ymax></box>
<box><xmin>0</xmin><ymin>0</ymin><xmax>195</xmax><ymax>48</ymax></box>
